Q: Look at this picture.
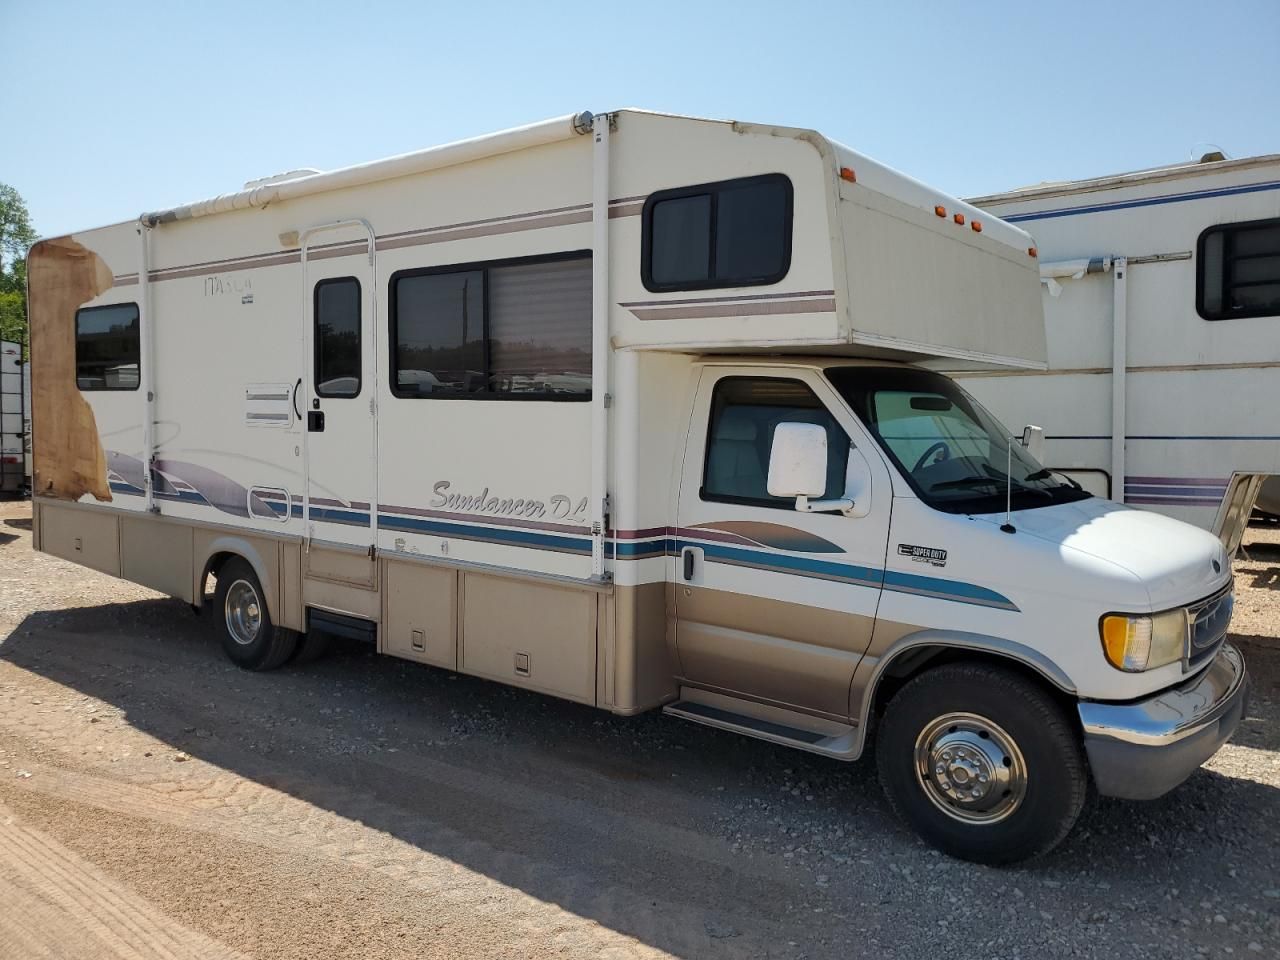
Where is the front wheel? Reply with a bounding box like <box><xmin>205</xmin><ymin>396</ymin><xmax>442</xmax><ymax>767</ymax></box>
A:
<box><xmin>875</xmin><ymin>662</ymin><xmax>1087</xmax><ymax>864</ymax></box>
<box><xmin>213</xmin><ymin>557</ymin><xmax>298</xmax><ymax>671</ymax></box>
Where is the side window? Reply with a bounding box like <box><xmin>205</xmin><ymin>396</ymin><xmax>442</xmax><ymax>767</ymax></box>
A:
<box><xmin>643</xmin><ymin>174</ymin><xmax>792</xmax><ymax>292</ymax></box>
<box><xmin>391</xmin><ymin>253</ymin><xmax>591</xmax><ymax>399</ymax></box>
<box><xmin>75</xmin><ymin>303</ymin><xmax>140</xmax><ymax>391</ymax></box>
<box><xmin>1198</xmin><ymin>217</ymin><xmax>1280</xmax><ymax>321</ymax></box>
<box><xmin>314</xmin><ymin>277</ymin><xmax>361</xmax><ymax>398</ymax></box>
<box><xmin>702</xmin><ymin>376</ymin><xmax>848</xmax><ymax>508</ymax></box>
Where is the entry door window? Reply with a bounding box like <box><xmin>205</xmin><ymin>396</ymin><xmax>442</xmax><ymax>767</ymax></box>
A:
<box><xmin>314</xmin><ymin>277</ymin><xmax>361</xmax><ymax>398</ymax></box>
<box><xmin>702</xmin><ymin>377</ymin><xmax>849</xmax><ymax>508</ymax></box>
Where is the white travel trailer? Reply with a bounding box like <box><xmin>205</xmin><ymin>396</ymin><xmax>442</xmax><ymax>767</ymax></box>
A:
<box><xmin>28</xmin><ymin>110</ymin><xmax>1247</xmax><ymax>863</ymax></box>
<box><xmin>964</xmin><ymin>154</ymin><xmax>1280</xmax><ymax>554</ymax></box>
<box><xmin>1</xmin><ymin>339</ymin><xmax>25</xmax><ymax>496</ymax></box>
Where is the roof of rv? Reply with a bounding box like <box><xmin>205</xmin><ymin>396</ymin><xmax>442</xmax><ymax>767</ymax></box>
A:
<box><xmin>126</xmin><ymin>108</ymin><xmax>1031</xmax><ymax>251</ymax></box>
<box><xmin>969</xmin><ymin>151</ymin><xmax>1280</xmax><ymax>206</ymax></box>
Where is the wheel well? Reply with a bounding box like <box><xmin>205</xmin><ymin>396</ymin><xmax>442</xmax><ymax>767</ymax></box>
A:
<box><xmin>196</xmin><ymin>551</ymin><xmax>239</xmax><ymax>608</ymax></box>
<box><xmin>868</xmin><ymin>646</ymin><xmax>1078</xmax><ymax>724</ymax></box>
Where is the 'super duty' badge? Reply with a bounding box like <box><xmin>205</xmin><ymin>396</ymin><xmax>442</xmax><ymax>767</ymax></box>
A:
<box><xmin>898</xmin><ymin>543</ymin><xmax>948</xmax><ymax>567</ymax></box>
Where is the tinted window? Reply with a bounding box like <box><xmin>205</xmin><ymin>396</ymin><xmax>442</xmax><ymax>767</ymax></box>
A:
<box><xmin>702</xmin><ymin>377</ymin><xmax>848</xmax><ymax>507</ymax></box>
<box><xmin>314</xmin><ymin>277</ymin><xmax>361</xmax><ymax>397</ymax></box>
<box><xmin>643</xmin><ymin>175</ymin><xmax>792</xmax><ymax>292</ymax></box>
<box><xmin>75</xmin><ymin>303</ymin><xmax>139</xmax><ymax>391</ymax></box>
<box><xmin>1198</xmin><ymin>217</ymin><xmax>1280</xmax><ymax>321</ymax></box>
<box><xmin>392</xmin><ymin>253</ymin><xmax>590</xmax><ymax>399</ymax></box>
<box><xmin>394</xmin><ymin>270</ymin><xmax>484</xmax><ymax>395</ymax></box>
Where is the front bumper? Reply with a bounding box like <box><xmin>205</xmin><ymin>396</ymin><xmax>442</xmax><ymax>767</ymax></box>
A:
<box><xmin>1078</xmin><ymin>644</ymin><xmax>1249</xmax><ymax>801</ymax></box>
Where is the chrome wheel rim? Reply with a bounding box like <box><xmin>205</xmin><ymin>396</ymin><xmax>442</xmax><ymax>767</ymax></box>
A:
<box><xmin>224</xmin><ymin>579</ymin><xmax>262</xmax><ymax>646</ymax></box>
<box><xmin>913</xmin><ymin>712</ymin><xmax>1027</xmax><ymax>824</ymax></box>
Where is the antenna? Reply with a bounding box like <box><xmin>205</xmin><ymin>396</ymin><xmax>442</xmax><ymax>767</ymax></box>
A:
<box><xmin>1000</xmin><ymin>437</ymin><xmax>1016</xmax><ymax>534</ymax></box>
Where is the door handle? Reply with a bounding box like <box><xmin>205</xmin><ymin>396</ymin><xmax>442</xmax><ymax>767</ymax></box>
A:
<box><xmin>307</xmin><ymin>410</ymin><xmax>325</xmax><ymax>432</ymax></box>
<box><xmin>682</xmin><ymin>547</ymin><xmax>696</xmax><ymax>581</ymax></box>
<box><xmin>292</xmin><ymin>378</ymin><xmax>302</xmax><ymax>420</ymax></box>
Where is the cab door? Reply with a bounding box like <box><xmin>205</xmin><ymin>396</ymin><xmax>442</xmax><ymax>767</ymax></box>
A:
<box><xmin>302</xmin><ymin>222</ymin><xmax>378</xmax><ymax>574</ymax></box>
<box><xmin>673</xmin><ymin>366</ymin><xmax>893</xmax><ymax>719</ymax></box>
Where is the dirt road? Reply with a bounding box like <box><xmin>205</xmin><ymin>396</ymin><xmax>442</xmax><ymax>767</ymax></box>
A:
<box><xmin>1</xmin><ymin>499</ymin><xmax>1278</xmax><ymax>959</ymax></box>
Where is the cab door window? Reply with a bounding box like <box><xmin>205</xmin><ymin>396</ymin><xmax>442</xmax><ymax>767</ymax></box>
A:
<box><xmin>701</xmin><ymin>376</ymin><xmax>848</xmax><ymax>508</ymax></box>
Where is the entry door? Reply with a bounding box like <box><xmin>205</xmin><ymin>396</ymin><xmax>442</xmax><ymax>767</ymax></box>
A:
<box><xmin>674</xmin><ymin>367</ymin><xmax>894</xmax><ymax>720</ymax></box>
<box><xmin>303</xmin><ymin>223</ymin><xmax>378</xmax><ymax>554</ymax></box>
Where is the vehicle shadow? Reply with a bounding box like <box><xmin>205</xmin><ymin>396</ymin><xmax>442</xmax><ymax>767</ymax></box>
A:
<box><xmin>3</xmin><ymin>598</ymin><xmax>1279</xmax><ymax>956</ymax></box>
<box><xmin>3</xmin><ymin>515</ymin><xmax>33</xmax><ymax>531</ymax></box>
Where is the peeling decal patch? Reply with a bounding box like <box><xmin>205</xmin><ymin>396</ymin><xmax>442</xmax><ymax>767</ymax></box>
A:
<box><xmin>897</xmin><ymin>543</ymin><xmax>948</xmax><ymax>567</ymax></box>
<box><xmin>28</xmin><ymin>237</ymin><xmax>116</xmax><ymax>502</ymax></box>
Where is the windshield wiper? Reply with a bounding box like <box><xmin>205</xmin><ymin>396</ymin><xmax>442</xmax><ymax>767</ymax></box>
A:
<box><xmin>1024</xmin><ymin>468</ymin><xmax>1084</xmax><ymax>491</ymax></box>
<box><xmin>929</xmin><ymin>477</ymin><xmax>1002</xmax><ymax>492</ymax></box>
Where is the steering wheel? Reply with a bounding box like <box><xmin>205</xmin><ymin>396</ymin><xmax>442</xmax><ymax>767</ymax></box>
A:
<box><xmin>912</xmin><ymin>441</ymin><xmax>951</xmax><ymax>474</ymax></box>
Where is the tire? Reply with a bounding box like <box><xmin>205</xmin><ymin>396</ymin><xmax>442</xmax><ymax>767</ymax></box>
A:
<box><xmin>288</xmin><ymin>629</ymin><xmax>331</xmax><ymax>665</ymax></box>
<box><xmin>213</xmin><ymin>557</ymin><xmax>297</xmax><ymax>671</ymax></box>
<box><xmin>875</xmin><ymin>661</ymin><xmax>1087</xmax><ymax>865</ymax></box>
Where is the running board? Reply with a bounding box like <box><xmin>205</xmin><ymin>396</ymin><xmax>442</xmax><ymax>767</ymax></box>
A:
<box><xmin>663</xmin><ymin>688</ymin><xmax>859</xmax><ymax>760</ymax></box>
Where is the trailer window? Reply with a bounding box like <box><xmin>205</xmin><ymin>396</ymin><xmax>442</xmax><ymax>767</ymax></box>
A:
<box><xmin>75</xmin><ymin>303</ymin><xmax>139</xmax><ymax>391</ymax></box>
<box><xmin>701</xmin><ymin>376</ymin><xmax>848</xmax><ymax>508</ymax></box>
<box><xmin>314</xmin><ymin>277</ymin><xmax>362</xmax><ymax>398</ymax></box>
<box><xmin>1198</xmin><ymin>217</ymin><xmax>1280</xmax><ymax>321</ymax></box>
<box><xmin>390</xmin><ymin>252</ymin><xmax>591</xmax><ymax>400</ymax></box>
<box><xmin>642</xmin><ymin>174</ymin><xmax>792</xmax><ymax>292</ymax></box>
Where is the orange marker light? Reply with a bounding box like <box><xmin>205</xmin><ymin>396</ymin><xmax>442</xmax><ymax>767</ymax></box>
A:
<box><xmin>971</xmin><ymin>220</ymin><xmax>983</xmax><ymax>233</ymax></box>
<box><xmin>934</xmin><ymin>205</ymin><xmax>946</xmax><ymax>218</ymax></box>
<box><xmin>1028</xmin><ymin>246</ymin><xmax>1038</xmax><ymax>258</ymax></box>
<box><xmin>953</xmin><ymin>213</ymin><xmax>965</xmax><ymax>225</ymax></box>
<box><xmin>839</xmin><ymin>166</ymin><xmax>857</xmax><ymax>183</ymax></box>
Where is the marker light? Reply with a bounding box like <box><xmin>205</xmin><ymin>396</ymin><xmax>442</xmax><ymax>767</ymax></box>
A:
<box><xmin>1028</xmin><ymin>246</ymin><xmax>1038</xmax><ymax>258</ymax></box>
<box><xmin>953</xmin><ymin>213</ymin><xmax>965</xmax><ymax>225</ymax></box>
<box><xmin>935</xmin><ymin>205</ymin><xmax>946</xmax><ymax>218</ymax></box>
<box><xmin>839</xmin><ymin>167</ymin><xmax>857</xmax><ymax>183</ymax></box>
<box><xmin>971</xmin><ymin>220</ymin><xmax>983</xmax><ymax>233</ymax></box>
<box><xmin>1100</xmin><ymin>610</ymin><xmax>1187</xmax><ymax>672</ymax></box>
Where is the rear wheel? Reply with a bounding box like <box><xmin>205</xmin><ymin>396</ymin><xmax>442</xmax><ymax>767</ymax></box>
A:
<box><xmin>875</xmin><ymin>661</ymin><xmax>1087</xmax><ymax>865</ymax></box>
<box><xmin>213</xmin><ymin>557</ymin><xmax>297</xmax><ymax>670</ymax></box>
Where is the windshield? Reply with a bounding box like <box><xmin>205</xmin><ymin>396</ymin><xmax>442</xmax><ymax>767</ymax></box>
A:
<box><xmin>825</xmin><ymin>366</ymin><xmax>1092</xmax><ymax>515</ymax></box>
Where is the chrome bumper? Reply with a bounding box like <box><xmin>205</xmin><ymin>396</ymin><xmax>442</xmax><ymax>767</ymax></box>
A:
<box><xmin>1078</xmin><ymin>644</ymin><xmax>1249</xmax><ymax>801</ymax></box>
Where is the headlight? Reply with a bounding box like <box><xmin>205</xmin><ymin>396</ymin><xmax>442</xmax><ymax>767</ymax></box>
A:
<box><xmin>1100</xmin><ymin>609</ymin><xmax>1187</xmax><ymax>672</ymax></box>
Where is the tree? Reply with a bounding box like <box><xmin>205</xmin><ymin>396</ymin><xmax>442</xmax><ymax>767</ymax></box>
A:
<box><xmin>0</xmin><ymin>183</ymin><xmax>37</xmax><ymax>352</ymax></box>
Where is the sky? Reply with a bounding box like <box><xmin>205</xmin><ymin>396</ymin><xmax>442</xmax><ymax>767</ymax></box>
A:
<box><xmin>4</xmin><ymin>0</ymin><xmax>1278</xmax><ymax>240</ymax></box>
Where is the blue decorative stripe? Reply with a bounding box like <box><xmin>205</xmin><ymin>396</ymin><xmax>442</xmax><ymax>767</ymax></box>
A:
<box><xmin>1002</xmin><ymin>178</ymin><xmax>1280</xmax><ymax>223</ymax></box>
<box><xmin>97</xmin><ymin>490</ymin><xmax>1017</xmax><ymax>613</ymax></box>
<box><xmin>1124</xmin><ymin>484</ymin><xmax>1228</xmax><ymax>497</ymax></box>
<box><xmin>379</xmin><ymin>512</ymin><xmax>593</xmax><ymax>555</ymax></box>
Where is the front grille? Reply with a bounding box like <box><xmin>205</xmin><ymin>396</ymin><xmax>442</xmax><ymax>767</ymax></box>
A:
<box><xmin>1186</xmin><ymin>585</ymin><xmax>1233</xmax><ymax>670</ymax></box>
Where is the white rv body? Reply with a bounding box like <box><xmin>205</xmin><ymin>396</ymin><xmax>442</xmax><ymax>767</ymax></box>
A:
<box><xmin>27</xmin><ymin>110</ymin><xmax>1247</xmax><ymax>863</ymax></box>
<box><xmin>965</xmin><ymin>155</ymin><xmax>1280</xmax><ymax>551</ymax></box>
<box><xmin>1</xmin><ymin>339</ymin><xmax>25</xmax><ymax>496</ymax></box>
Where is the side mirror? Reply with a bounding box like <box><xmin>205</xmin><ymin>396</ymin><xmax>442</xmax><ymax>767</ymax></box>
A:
<box><xmin>767</xmin><ymin>423</ymin><xmax>828</xmax><ymax>500</ymax></box>
<box><xmin>1020</xmin><ymin>424</ymin><xmax>1046</xmax><ymax>463</ymax></box>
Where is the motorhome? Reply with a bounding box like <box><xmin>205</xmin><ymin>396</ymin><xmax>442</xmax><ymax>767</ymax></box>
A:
<box><xmin>965</xmin><ymin>154</ymin><xmax>1280</xmax><ymax>554</ymax></box>
<box><xmin>1</xmin><ymin>339</ymin><xmax>25</xmax><ymax>497</ymax></box>
<box><xmin>27</xmin><ymin>109</ymin><xmax>1247</xmax><ymax>864</ymax></box>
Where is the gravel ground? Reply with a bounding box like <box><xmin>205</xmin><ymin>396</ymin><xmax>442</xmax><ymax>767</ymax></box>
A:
<box><xmin>0</xmin><ymin>499</ymin><xmax>1277</xmax><ymax>960</ymax></box>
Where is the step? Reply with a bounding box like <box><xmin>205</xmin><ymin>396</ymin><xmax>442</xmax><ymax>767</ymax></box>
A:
<box><xmin>662</xmin><ymin>688</ymin><xmax>859</xmax><ymax>760</ymax></box>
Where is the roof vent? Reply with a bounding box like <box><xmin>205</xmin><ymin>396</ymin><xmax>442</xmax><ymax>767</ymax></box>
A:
<box><xmin>1190</xmin><ymin>142</ymin><xmax>1228</xmax><ymax>164</ymax></box>
<box><xmin>243</xmin><ymin>168</ymin><xmax>323</xmax><ymax>190</ymax></box>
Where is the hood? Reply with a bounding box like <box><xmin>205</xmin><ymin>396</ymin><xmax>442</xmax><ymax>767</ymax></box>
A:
<box><xmin>975</xmin><ymin>497</ymin><xmax>1231</xmax><ymax>611</ymax></box>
